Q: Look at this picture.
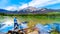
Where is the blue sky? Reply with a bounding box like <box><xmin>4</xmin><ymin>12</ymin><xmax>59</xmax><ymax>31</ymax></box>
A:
<box><xmin>0</xmin><ymin>0</ymin><xmax>60</xmax><ymax>10</ymax></box>
<box><xmin>45</xmin><ymin>3</ymin><xmax>60</xmax><ymax>9</ymax></box>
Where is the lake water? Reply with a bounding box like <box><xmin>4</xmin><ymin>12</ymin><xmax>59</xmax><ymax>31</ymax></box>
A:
<box><xmin>0</xmin><ymin>15</ymin><xmax>60</xmax><ymax>33</ymax></box>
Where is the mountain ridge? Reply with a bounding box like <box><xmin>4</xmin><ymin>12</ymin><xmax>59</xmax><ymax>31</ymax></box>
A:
<box><xmin>0</xmin><ymin>7</ymin><xmax>60</xmax><ymax>15</ymax></box>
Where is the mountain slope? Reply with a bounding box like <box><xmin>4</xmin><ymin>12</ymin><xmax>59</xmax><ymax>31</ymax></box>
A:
<box><xmin>0</xmin><ymin>7</ymin><xmax>60</xmax><ymax>15</ymax></box>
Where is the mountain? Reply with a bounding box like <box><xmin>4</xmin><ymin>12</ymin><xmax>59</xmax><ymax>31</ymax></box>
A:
<box><xmin>17</xmin><ymin>7</ymin><xmax>60</xmax><ymax>14</ymax></box>
<box><xmin>18</xmin><ymin>6</ymin><xmax>38</xmax><ymax>14</ymax></box>
<box><xmin>0</xmin><ymin>6</ymin><xmax>60</xmax><ymax>15</ymax></box>
<box><xmin>0</xmin><ymin>9</ymin><xmax>18</xmax><ymax>14</ymax></box>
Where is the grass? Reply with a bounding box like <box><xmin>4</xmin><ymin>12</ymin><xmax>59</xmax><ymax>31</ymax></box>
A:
<box><xmin>0</xmin><ymin>15</ymin><xmax>60</xmax><ymax>24</ymax></box>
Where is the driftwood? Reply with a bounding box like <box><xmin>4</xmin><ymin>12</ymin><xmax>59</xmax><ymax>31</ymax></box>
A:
<box><xmin>7</xmin><ymin>27</ymin><xmax>39</xmax><ymax>34</ymax></box>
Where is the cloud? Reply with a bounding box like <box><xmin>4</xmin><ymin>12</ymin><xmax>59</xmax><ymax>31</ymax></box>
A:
<box><xmin>5</xmin><ymin>4</ymin><xmax>28</xmax><ymax>10</ymax></box>
<box><xmin>28</xmin><ymin>0</ymin><xmax>60</xmax><ymax>7</ymax></box>
<box><xmin>5</xmin><ymin>6</ymin><xmax>18</xmax><ymax>11</ymax></box>
<box><xmin>5</xmin><ymin>0</ymin><xmax>60</xmax><ymax>10</ymax></box>
<box><xmin>18</xmin><ymin>0</ymin><xmax>60</xmax><ymax>10</ymax></box>
<box><xmin>18</xmin><ymin>4</ymin><xmax>28</xmax><ymax>10</ymax></box>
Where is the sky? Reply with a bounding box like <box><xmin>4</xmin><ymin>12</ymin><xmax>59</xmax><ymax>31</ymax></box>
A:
<box><xmin>0</xmin><ymin>0</ymin><xmax>60</xmax><ymax>10</ymax></box>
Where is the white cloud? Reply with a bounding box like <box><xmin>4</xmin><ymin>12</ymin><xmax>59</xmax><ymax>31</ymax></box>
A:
<box><xmin>18</xmin><ymin>0</ymin><xmax>60</xmax><ymax>10</ymax></box>
<box><xmin>5</xmin><ymin>4</ymin><xmax>28</xmax><ymax>10</ymax></box>
<box><xmin>5</xmin><ymin>0</ymin><xmax>60</xmax><ymax>10</ymax></box>
<box><xmin>5</xmin><ymin>6</ymin><xmax>18</xmax><ymax>11</ymax></box>
<box><xmin>28</xmin><ymin>0</ymin><xmax>60</xmax><ymax>7</ymax></box>
<box><xmin>18</xmin><ymin>4</ymin><xmax>28</xmax><ymax>10</ymax></box>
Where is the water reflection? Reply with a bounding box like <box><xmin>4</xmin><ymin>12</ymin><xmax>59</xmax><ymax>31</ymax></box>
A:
<box><xmin>0</xmin><ymin>16</ymin><xmax>60</xmax><ymax>34</ymax></box>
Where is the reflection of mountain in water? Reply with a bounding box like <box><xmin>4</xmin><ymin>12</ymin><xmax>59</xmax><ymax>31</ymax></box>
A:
<box><xmin>0</xmin><ymin>17</ymin><xmax>28</xmax><ymax>33</ymax></box>
<box><xmin>0</xmin><ymin>17</ymin><xmax>60</xmax><ymax>34</ymax></box>
<box><xmin>0</xmin><ymin>32</ymin><xmax>6</xmax><ymax>34</ymax></box>
<box><xmin>0</xmin><ymin>23</ymin><xmax>5</xmax><ymax>28</ymax></box>
<box><xmin>0</xmin><ymin>24</ymin><xmax>14</xmax><ymax>33</ymax></box>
